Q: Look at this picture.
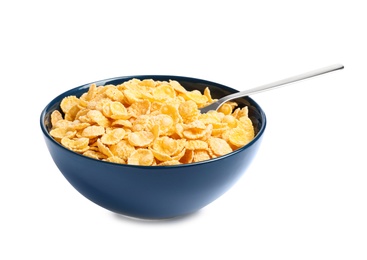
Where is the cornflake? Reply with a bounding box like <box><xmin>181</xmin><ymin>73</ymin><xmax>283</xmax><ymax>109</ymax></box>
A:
<box><xmin>49</xmin><ymin>79</ymin><xmax>255</xmax><ymax>166</ymax></box>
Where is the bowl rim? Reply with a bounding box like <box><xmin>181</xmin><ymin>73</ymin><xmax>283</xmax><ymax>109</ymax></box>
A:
<box><xmin>40</xmin><ymin>74</ymin><xmax>267</xmax><ymax>169</ymax></box>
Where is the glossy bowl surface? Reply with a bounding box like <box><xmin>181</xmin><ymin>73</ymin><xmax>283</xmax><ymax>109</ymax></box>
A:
<box><xmin>40</xmin><ymin>75</ymin><xmax>267</xmax><ymax>219</ymax></box>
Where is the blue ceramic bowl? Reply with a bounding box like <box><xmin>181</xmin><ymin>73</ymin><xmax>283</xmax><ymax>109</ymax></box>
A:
<box><xmin>40</xmin><ymin>75</ymin><xmax>266</xmax><ymax>219</ymax></box>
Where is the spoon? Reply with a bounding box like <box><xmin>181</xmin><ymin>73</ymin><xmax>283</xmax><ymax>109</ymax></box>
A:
<box><xmin>199</xmin><ymin>64</ymin><xmax>344</xmax><ymax>113</ymax></box>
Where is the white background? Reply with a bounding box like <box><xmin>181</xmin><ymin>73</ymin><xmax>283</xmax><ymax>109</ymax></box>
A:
<box><xmin>1</xmin><ymin>0</ymin><xmax>366</xmax><ymax>259</ymax></box>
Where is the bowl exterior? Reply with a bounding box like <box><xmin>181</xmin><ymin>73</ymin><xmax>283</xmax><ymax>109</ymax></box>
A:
<box><xmin>43</xmin><ymin>130</ymin><xmax>264</xmax><ymax>219</ymax></box>
<box><xmin>40</xmin><ymin>75</ymin><xmax>266</xmax><ymax>219</ymax></box>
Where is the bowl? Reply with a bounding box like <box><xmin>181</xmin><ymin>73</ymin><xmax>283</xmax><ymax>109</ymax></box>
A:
<box><xmin>40</xmin><ymin>75</ymin><xmax>267</xmax><ymax>219</ymax></box>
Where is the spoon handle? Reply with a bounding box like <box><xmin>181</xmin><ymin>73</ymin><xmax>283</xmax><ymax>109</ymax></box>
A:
<box><xmin>218</xmin><ymin>64</ymin><xmax>344</xmax><ymax>104</ymax></box>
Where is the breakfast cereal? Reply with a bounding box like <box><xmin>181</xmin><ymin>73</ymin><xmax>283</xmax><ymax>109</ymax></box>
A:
<box><xmin>49</xmin><ymin>79</ymin><xmax>255</xmax><ymax>165</ymax></box>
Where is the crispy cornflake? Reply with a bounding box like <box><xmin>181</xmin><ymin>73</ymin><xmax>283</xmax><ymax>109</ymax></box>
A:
<box><xmin>158</xmin><ymin>160</ymin><xmax>181</xmax><ymax>166</ymax></box>
<box><xmin>218</xmin><ymin>103</ymin><xmax>233</xmax><ymax>115</ymax></box>
<box><xmin>87</xmin><ymin>110</ymin><xmax>110</xmax><ymax>127</ymax></box>
<box><xmin>151</xmin><ymin>114</ymin><xmax>174</xmax><ymax>135</ymax></box>
<box><xmin>96</xmin><ymin>138</ymin><xmax>114</xmax><ymax>157</ymax></box>
<box><xmin>81</xmin><ymin>125</ymin><xmax>105</xmax><ymax>138</ymax></box>
<box><xmin>109</xmin><ymin>101</ymin><xmax>129</xmax><ymax>119</ymax></box>
<box><xmin>109</xmin><ymin>140</ymin><xmax>135</xmax><ymax>160</ymax></box>
<box><xmin>208</xmin><ymin>137</ymin><xmax>232</xmax><ymax>156</ymax></box>
<box><xmin>169</xmin><ymin>80</ymin><xmax>187</xmax><ymax>93</ymax></box>
<box><xmin>131</xmin><ymin>115</ymin><xmax>151</xmax><ymax>132</ymax></box>
<box><xmin>105</xmin><ymin>87</ymin><xmax>124</xmax><ymax>102</ymax></box>
<box><xmin>65</xmin><ymin>104</ymin><xmax>80</xmax><ymax>121</ymax></box>
<box><xmin>179</xmin><ymin>149</ymin><xmax>194</xmax><ymax>164</ymax></box>
<box><xmin>84</xmin><ymin>83</ymin><xmax>97</xmax><ymax>101</ymax></box>
<box><xmin>204</xmin><ymin>87</ymin><xmax>216</xmax><ymax>103</ymax></box>
<box><xmin>179</xmin><ymin>100</ymin><xmax>199</xmax><ymax>123</ymax></box>
<box><xmin>182</xmin><ymin>90</ymin><xmax>208</xmax><ymax>107</ymax></box>
<box><xmin>50</xmin><ymin>110</ymin><xmax>63</xmax><ymax>126</ymax></box>
<box><xmin>171</xmin><ymin>147</ymin><xmax>186</xmax><ymax>161</ymax></box>
<box><xmin>228</xmin><ymin>118</ymin><xmax>255</xmax><ymax>147</ymax></box>
<box><xmin>60</xmin><ymin>96</ymin><xmax>79</xmax><ymax>113</ymax></box>
<box><xmin>150</xmin><ymin>148</ymin><xmax>172</xmax><ymax>162</ymax></box>
<box><xmin>74</xmin><ymin>109</ymin><xmax>90</xmax><ymax>122</ymax></box>
<box><xmin>152</xmin><ymin>136</ymin><xmax>181</xmax><ymax>158</ymax></box>
<box><xmin>210</xmin><ymin>122</ymin><xmax>229</xmax><ymax>137</ymax></box>
<box><xmin>184</xmin><ymin>120</ymin><xmax>206</xmax><ymax>130</ymax></box>
<box><xmin>128</xmin><ymin>131</ymin><xmax>154</xmax><ymax>147</ymax></box>
<box><xmin>83</xmin><ymin>150</ymin><xmax>108</xmax><ymax>160</ymax></box>
<box><xmin>111</xmin><ymin>119</ymin><xmax>132</xmax><ymax>128</ymax></box>
<box><xmin>101</xmin><ymin>128</ymin><xmax>125</xmax><ymax>145</ymax></box>
<box><xmin>61</xmin><ymin>137</ymin><xmax>89</xmax><ymax>150</ymax></box>
<box><xmin>236</xmin><ymin>106</ymin><xmax>250</xmax><ymax>119</ymax></box>
<box><xmin>49</xmin><ymin>128</ymin><xmax>76</xmax><ymax>140</ymax></box>
<box><xmin>186</xmin><ymin>140</ymin><xmax>208</xmax><ymax>150</ymax></box>
<box><xmin>104</xmin><ymin>156</ymin><xmax>126</xmax><ymax>164</ymax></box>
<box><xmin>128</xmin><ymin>149</ymin><xmax>154</xmax><ymax>166</ymax></box>
<box><xmin>52</xmin><ymin>119</ymin><xmax>71</xmax><ymax>129</ymax></box>
<box><xmin>218</xmin><ymin>101</ymin><xmax>238</xmax><ymax>115</ymax></box>
<box><xmin>222</xmin><ymin>115</ymin><xmax>237</xmax><ymax>128</ymax></box>
<box><xmin>193</xmin><ymin>149</ymin><xmax>211</xmax><ymax>162</ymax></box>
<box><xmin>151</xmin><ymin>124</ymin><xmax>160</xmax><ymax>139</ymax></box>
<box><xmin>182</xmin><ymin>122</ymin><xmax>211</xmax><ymax>140</ymax></box>
<box><xmin>66</xmin><ymin>120</ymin><xmax>89</xmax><ymax>131</ymax></box>
<box><xmin>160</xmin><ymin>104</ymin><xmax>182</xmax><ymax>123</ymax></box>
<box><xmin>127</xmin><ymin>99</ymin><xmax>151</xmax><ymax>117</ymax></box>
<box><xmin>49</xmin><ymin>78</ymin><xmax>255</xmax><ymax>166</ymax></box>
<box><xmin>198</xmin><ymin>111</ymin><xmax>222</xmax><ymax>124</ymax></box>
<box><xmin>153</xmin><ymin>84</ymin><xmax>176</xmax><ymax>100</ymax></box>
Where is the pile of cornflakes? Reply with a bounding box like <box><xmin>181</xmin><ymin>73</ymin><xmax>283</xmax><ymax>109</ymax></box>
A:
<box><xmin>49</xmin><ymin>79</ymin><xmax>255</xmax><ymax>166</ymax></box>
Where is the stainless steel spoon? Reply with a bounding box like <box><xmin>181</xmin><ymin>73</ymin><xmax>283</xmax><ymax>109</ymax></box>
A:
<box><xmin>199</xmin><ymin>64</ymin><xmax>344</xmax><ymax>113</ymax></box>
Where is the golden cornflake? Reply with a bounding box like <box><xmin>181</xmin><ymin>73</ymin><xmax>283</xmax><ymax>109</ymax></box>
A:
<box><xmin>83</xmin><ymin>150</ymin><xmax>108</xmax><ymax>160</ymax></box>
<box><xmin>60</xmin><ymin>96</ymin><xmax>79</xmax><ymax>113</ymax></box>
<box><xmin>169</xmin><ymin>80</ymin><xmax>187</xmax><ymax>93</ymax></box>
<box><xmin>104</xmin><ymin>156</ymin><xmax>126</xmax><ymax>164</ymax></box>
<box><xmin>186</xmin><ymin>140</ymin><xmax>208</xmax><ymax>150</ymax></box>
<box><xmin>101</xmin><ymin>128</ymin><xmax>125</xmax><ymax>145</ymax></box>
<box><xmin>158</xmin><ymin>160</ymin><xmax>181</xmax><ymax>166</ymax></box>
<box><xmin>96</xmin><ymin>138</ymin><xmax>114</xmax><ymax>157</ymax></box>
<box><xmin>109</xmin><ymin>101</ymin><xmax>129</xmax><ymax>119</ymax></box>
<box><xmin>87</xmin><ymin>110</ymin><xmax>110</xmax><ymax>127</ymax></box>
<box><xmin>111</xmin><ymin>119</ymin><xmax>132</xmax><ymax>128</ymax></box>
<box><xmin>61</xmin><ymin>137</ymin><xmax>89</xmax><ymax>150</ymax></box>
<box><xmin>150</xmin><ymin>114</ymin><xmax>174</xmax><ymax>135</ymax></box>
<box><xmin>178</xmin><ymin>100</ymin><xmax>199</xmax><ymax>123</ymax></box>
<box><xmin>84</xmin><ymin>83</ymin><xmax>97</xmax><ymax>101</ymax></box>
<box><xmin>105</xmin><ymin>86</ymin><xmax>124</xmax><ymax>102</ymax></box>
<box><xmin>208</xmin><ymin>137</ymin><xmax>233</xmax><ymax>156</ymax></box>
<box><xmin>180</xmin><ymin>149</ymin><xmax>194</xmax><ymax>164</ymax></box>
<box><xmin>193</xmin><ymin>149</ymin><xmax>211</xmax><ymax>162</ymax></box>
<box><xmin>160</xmin><ymin>104</ymin><xmax>182</xmax><ymax>124</ymax></box>
<box><xmin>128</xmin><ymin>131</ymin><xmax>154</xmax><ymax>147</ymax></box>
<box><xmin>127</xmin><ymin>99</ymin><xmax>151</xmax><ymax>118</ymax></box>
<box><xmin>51</xmin><ymin>110</ymin><xmax>63</xmax><ymax>126</ymax></box>
<box><xmin>50</xmin><ymin>128</ymin><xmax>76</xmax><ymax>140</ymax></box>
<box><xmin>81</xmin><ymin>125</ymin><xmax>105</xmax><ymax>138</ymax></box>
<box><xmin>128</xmin><ymin>149</ymin><xmax>155</xmax><ymax>166</ymax></box>
<box><xmin>204</xmin><ymin>87</ymin><xmax>216</xmax><ymax>103</ymax></box>
<box><xmin>109</xmin><ymin>140</ymin><xmax>135</xmax><ymax>160</ymax></box>
<box><xmin>218</xmin><ymin>103</ymin><xmax>233</xmax><ymax>115</ymax></box>
<box><xmin>182</xmin><ymin>90</ymin><xmax>208</xmax><ymax>107</ymax></box>
<box><xmin>153</xmin><ymin>84</ymin><xmax>176</xmax><ymax>101</ymax></box>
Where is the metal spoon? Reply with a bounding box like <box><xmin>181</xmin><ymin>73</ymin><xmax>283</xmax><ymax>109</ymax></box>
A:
<box><xmin>199</xmin><ymin>64</ymin><xmax>344</xmax><ymax>113</ymax></box>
